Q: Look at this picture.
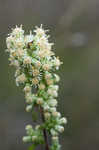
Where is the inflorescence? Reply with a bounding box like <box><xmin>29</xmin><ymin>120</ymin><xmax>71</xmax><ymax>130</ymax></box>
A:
<box><xmin>6</xmin><ymin>25</ymin><xmax>67</xmax><ymax>150</ymax></box>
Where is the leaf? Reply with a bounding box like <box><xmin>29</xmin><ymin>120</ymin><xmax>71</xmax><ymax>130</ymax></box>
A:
<box><xmin>28</xmin><ymin>144</ymin><xmax>36</xmax><ymax>150</ymax></box>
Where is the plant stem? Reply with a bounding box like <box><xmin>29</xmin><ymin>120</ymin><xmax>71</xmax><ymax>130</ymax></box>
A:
<box><xmin>40</xmin><ymin>107</ymin><xmax>49</xmax><ymax>150</ymax></box>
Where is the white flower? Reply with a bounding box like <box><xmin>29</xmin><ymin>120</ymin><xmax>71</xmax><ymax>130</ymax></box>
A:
<box><xmin>32</xmin><ymin>69</ymin><xmax>39</xmax><ymax>76</ymax></box>
<box><xmin>6</xmin><ymin>36</ymin><xmax>14</xmax><ymax>49</ymax></box>
<box><xmin>53</xmin><ymin>90</ymin><xmax>58</xmax><ymax>97</ymax></box>
<box><xmin>47</xmin><ymin>88</ymin><xmax>53</xmax><ymax>95</ymax></box>
<box><xmin>16</xmin><ymin>73</ymin><xmax>26</xmax><ymax>85</ymax></box>
<box><xmin>35</xmin><ymin>125</ymin><xmax>40</xmax><ymax>130</ymax></box>
<box><xmin>36</xmin><ymin>97</ymin><xmax>43</xmax><ymax>105</ymax></box>
<box><xmin>24</xmin><ymin>34</ymin><xmax>34</xmax><ymax>43</ymax></box>
<box><xmin>54</xmin><ymin>57</ymin><xmax>61</xmax><ymax>67</ymax></box>
<box><xmin>46</xmin><ymin>79</ymin><xmax>53</xmax><ymax>85</ymax></box>
<box><xmin>15</xmin><ymin>69</ymin><xmax>20</xmax><ymax>77</ymax></box>
<box><xmin>52</xmin><ymin>112</ymin><xmax>61</xmax><ymax>118</ymax></box>
<box><xmin>50</xmin><ymin>129</ymin><xmax>58</xmax><ymax>136</ymax></box>
<box><xmin>16</xmin><ymin>49</ymin><xmax>24</xmax><ymax>57</ymax></box>
<box><xmin>23</xmin><ymin>56</ymin><xmax>32</xmax><ymax>64</ymax></box>
<box><xmin>49</xmin><ymin>85</ymin><xmax>59</xmax><ymax>91</ymax></box>
<box><xmin>34</xmin><ymin>24</ymin><xmax>46</xmax><ymax>37</ymax></box>
<box><xmin>48</xmin><ymin>99</ymin><xmax>57</xmax><ymax>107</ymax></box>
<box><xmin>35</xmin><ymin>60</ymin><xmax>41</xmax><ymax>68</ymax></box>
<box><xmin>24</xmin><ymin>85</ymin><xmax>31</xmax><ymax>93</ymax></box>
<box><xmin>59</xmin><ymin>117</ymin><xmax>67</xmax><ymax>124</ymax></box>
<box><xmin>55</xmin><ymin>125</ymin><xmax>64</xmax><ymax>133</ymax></box>
<box><xmin>26</xmin><ymin>105</ymin><xmax>32</xmax><ymax>112</ymax></box>
<box><xmin>43</xmin><ymin>63</ymin><xmax>51</xmax><ymax>71</ymax></box>
<box><xmin>32</xmin><ymin>136</ymin><xmax>37</xmax><ymax>141</ymax></box>
<box><xmin>45</xmin><ymin>72</ymin><xmax>52</xmax><ymax>80</ymax></box>
<box><xmin>25</xmin><ymin>125</ymin><xmax>32</xmax><ymax>130</ymax></box>
<box><xmin>52</xmin><ymin>136</ymin><xmax>58</xmax><ymax>141</ymax></box>
<box><xmin>14</xmin><ymin>38</ymin><xmax>25</xmax><ymax>48</ymax></box>
<box><xmin>11</xmin><ymin>25</ymin><xmax>24</xmax><ymax>37</ymax></box>
<box><xmin>32</xmin><ymin>77</ymin><xmax>39</xmax><ymax>85</ymax></box>
<box><xmin>11</xmin><ymin>60</ymin><xmax>19</xmax><ymax>67</ymax></box>
<box><xmin>43</xmin><ymin>103</ymin><xmax>50</xmax><ymax>111</ymax></box>
<box><xmin>49</xmin><ymin>107</ymin><xmax>56</xmax><ymax>113</ymax></box>
<box><xmin>44</xmin><ymin>112</ymin><xmax>51</xmax><ymax>119</ymax></box>
<box><xmin>22</xmin><ymin>136</ymin><xmax>31</xmax><ymax>142</ymax></box>
<box><xmin>54</xmin><ymin>74</ymin><xmax>60</xmax><ymax>82</ymax></box>
<box><xmin>47</xmin><ymin>89</ymin><xmax>58</xmax><ymax>97</ymax></box>
<box><xmin>25</xmin><ymin>95</ymin><xmax>33</xmax><ymax>104</ymax></box>
<box><xmin>39</xmin><ymin>83</ymin><xmax>45</xmax><ymax>90</ymax></box>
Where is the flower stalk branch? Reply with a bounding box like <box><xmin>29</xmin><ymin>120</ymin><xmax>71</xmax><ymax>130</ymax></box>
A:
<box><xmin>40</xmin><ymin>106</ymin><xmax>49</xmax><ymax>150</ymax></box>
<box><xmin>6</xmin><ymin>25</ymin><xmax>67</xmax><ymax>150</ymax></box>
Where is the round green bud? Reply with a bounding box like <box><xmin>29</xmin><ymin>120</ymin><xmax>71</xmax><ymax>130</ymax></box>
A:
<box><xmin>22</xmin><ymin>136</ymin><xmax>31</xmax><ymax>142</ymax></box>
<box><xmin>26</xmin><ymin>105</ymin><xmax>32</xmax><ymax>112</ymax></box>
<box><xmin>32</xmin><ymin>136</ymin><xmax>37</xmax><ymax>141</ymax></box>
<box><xmin>25</xmin><ymin>125</ymin><xmax>32</xmax><ymax>130</ymax></box>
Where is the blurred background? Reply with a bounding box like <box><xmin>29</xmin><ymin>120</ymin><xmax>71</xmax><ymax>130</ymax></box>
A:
<box><xmin>0</xmin><ymin>0</ymin><xmax>99</xmax><ymax>150</ymax></box>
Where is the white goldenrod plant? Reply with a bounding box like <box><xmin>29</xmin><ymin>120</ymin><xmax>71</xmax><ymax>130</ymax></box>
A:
<box><xmin>6</xmin><ymin>25</ymin><xmax>67</xmax><ymax>150</ymax></box>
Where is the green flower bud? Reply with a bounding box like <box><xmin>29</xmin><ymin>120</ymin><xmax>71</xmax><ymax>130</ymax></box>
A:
<box><xmin>22</xmin><ymin>136</ymin><xmax>31</xmax><ymax>142</ymax></box>
<box><xmin>54</xmin><ymin>74</ymin><xmax>60</xmax><ymax>82</ymax></box>
<box><xmin>25</xmin><ymin>125</ymin><xmax>32</xmax><ymax>130</ymax></box>
<box><xmin>24</xmin><ymin>85</ymin><xmax>31</xmax><ymax>93</ymax></box>
<box><xmin>44</xmin><ymin>112</ymin><xmax>51</xmax><ymax>119</ymax></box>
<box><xmin>48</xmin><ymin>99</ymin><xmax>57</xmax><ymax>107</ymax></box>
<box><xmin>36</xmin><ymin>97</ymin><xmax>43</xmax><ymax>105</ymax></box>
<box><xmin>59</xmin><ymin>117</ymin><xmax>67</xmax><ymax>124</ymax></box>
<box><xmin>52</xmin><ymin>112</ymin><xmax>61</xmax><ymax>118</ymax></box>
<box><xmin>52</xmin><ymin>136</ymin><xmax>58</xmax><ymax>141</ymax></box>
<box><xmin>55</xmin><ymin>125</ymin><xmax>64</xmax><ymax>133</ymax></box>
<box><xmin>26</xmin><ymin>105</ymin><xmax>32</xmax><ymax>112</ymax></box>
<box><xmin>50</xmin><ymin>129</ymin><xmax>58</xmax><ymax>136</ymax></box>
<box><xmin>32</xmin><ymin>136</ymin><xmax>37</xmax><ymax>141</ymax></box>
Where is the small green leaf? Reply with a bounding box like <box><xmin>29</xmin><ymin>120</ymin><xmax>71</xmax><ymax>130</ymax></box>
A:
<box><xmin>28</xmin><ymin>144</ymin><xmax>36</xmax><ymax>150</ymax></box>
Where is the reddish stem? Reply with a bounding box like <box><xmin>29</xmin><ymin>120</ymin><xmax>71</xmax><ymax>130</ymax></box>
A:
<box><xmin>40</xmin><ymin>107</ymin><xmax>49</xmax><ymax>150</ymax></box>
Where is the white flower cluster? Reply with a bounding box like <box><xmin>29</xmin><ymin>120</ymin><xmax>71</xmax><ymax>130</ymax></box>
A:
<box><xmin>6</xmin><ymin>25</ymin><xmax>67</xmax><ymax>150</ymax></box>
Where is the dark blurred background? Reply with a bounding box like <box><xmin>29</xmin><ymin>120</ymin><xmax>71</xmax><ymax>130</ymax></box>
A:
<box><xmin>1</xmin><ymin>0</ymin><xmax>99</xmax><ymax>150</ymax></box>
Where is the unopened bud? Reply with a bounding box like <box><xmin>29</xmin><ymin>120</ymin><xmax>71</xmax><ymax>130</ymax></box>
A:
<box><xmin>52</xmin><ymin>112</ymin><xmax>61</xmax><ymax>118</ymax></box>
<box><xmin>22</xmin><ymin>136</ymin><xmax>31</xmax><ymax>142</ymax></box>
<box><xmin>52</xmin><ymin>136</ymin><xmax>58</xmax><ymax>141</ymax></box>
<box><xmin>55</xmin><ymin>125</ymin><xmax>64</xmax><ymax>133</ymax></box>
<box><xmin>44</xmin><ymin>112</ymin><xmax>51</xmax><ymax>119</ymax></box>
<box><xmin>59</xmin><ymin>117</ymin><xmax>67</xmax><ymax>124</ymax></box>
<box><xmin>36</xmin><ymin>98</ymin><xmax>43</xmax><ymax>105</ymax></box>
<box><xmin>32</xmin><ymin>136</ymin><xmax>37</xmax><ymax>141</ymax></box>
<box><xmin>26</xmin><ymin>105</ymin><xmax>32</xmax><ymax>112</ymax></box>
<box><xmin>25</xmin><ymin>125</ymin><xmax>32</xmax><ymax>130</ymax></box>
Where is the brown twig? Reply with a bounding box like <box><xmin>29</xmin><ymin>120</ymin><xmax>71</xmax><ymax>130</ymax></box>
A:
<box><xmin>40</xmin><ymin>107</ymin><xmax>49</xmax><ymax>150</ymax></box>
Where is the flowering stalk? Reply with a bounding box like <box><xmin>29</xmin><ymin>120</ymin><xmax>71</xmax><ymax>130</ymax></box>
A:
<box><xmin>6</xmin><ymin>25</ymin><xmax>67</xmax><ymax>150</ymax></box>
